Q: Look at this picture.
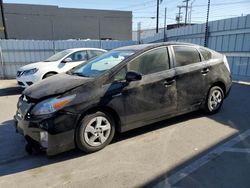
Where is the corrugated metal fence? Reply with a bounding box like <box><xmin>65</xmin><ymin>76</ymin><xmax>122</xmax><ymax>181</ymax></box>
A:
<box><xmin>1</xmin><ymin>15</ymin><xmax>250</xmax><ymax>81</ymax></box>
<box><xmin>0</xmin><ymin>40</ymin><xmax>136</xmax><ymax>78</ymax></box>
<box><xmin>142</xmin><ymin>15</ymin><xmax>250</xmax><ymax>82</ymax></box>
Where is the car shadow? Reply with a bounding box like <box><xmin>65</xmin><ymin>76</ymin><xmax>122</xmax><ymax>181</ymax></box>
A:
<box><xmin>142</xmin><ymin>83</ymin><xmax>250</xmax><ymax>187</ymax></box>
<box><xmin>0</xmin><ymin>111</ymin><xmax>202</xmax><ymax>176</ymax></box>
<box><xmin>113</xmin><ymin>111</ymin><xmax>202</xmax><ymax>143</ymax></box>
<box><xmin>0</xmin><ymin>83</ymin><xmax>249</xmax><ymax>186</ymax></box>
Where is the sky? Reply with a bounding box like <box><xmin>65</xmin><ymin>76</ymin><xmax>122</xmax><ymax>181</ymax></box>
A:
<box><xmin>4</xmin><ymin>0</ymin><xmax>250</xmax><ymax>30</ymax></box>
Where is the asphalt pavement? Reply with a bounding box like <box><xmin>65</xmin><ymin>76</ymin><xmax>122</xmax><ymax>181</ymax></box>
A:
<box><xmin>0</xmin><ymin>80</ymin><xmax>250</xmax><ymax>188</ymax></box>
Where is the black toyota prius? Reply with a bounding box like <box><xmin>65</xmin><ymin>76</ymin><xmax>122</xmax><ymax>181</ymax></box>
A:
<box><xmin>15</xmin><ymin>42</ymin><xmax>232</xmax><ymax>156</ymax></box>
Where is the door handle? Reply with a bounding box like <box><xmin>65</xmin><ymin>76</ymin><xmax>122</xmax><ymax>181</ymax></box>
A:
<box><xmin>164</xmin><ymin>77</ymin><xmax>176</xmax><ymax>87</ymax></box>
<box><xmin>201</xmin><ymin>67</ymin><xmax>210</xmax><ymax>74</ymax></box>
<box><xmin>112</xmin><ymin>93</ymin><xmax>122</xmax><ymax>98</ymax></box>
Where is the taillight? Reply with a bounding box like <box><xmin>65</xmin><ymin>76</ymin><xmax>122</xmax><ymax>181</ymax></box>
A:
<box><xmin>223</xmin><ymin>55</ymin><xmax>230</xmax><ymax>73</ymax></box>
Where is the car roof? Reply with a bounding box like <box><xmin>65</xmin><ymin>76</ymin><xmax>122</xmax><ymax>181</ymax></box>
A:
<box><xmin>115</xmin><ymin>42</ymin><xmax>198</xmax><ymax>52</ymax></box>
<box><xmin>66</xmin><ymin>48</ymin><xmax>107</xmax><ymax>52</ymax></box>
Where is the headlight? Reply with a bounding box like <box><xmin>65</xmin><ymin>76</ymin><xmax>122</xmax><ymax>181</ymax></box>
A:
<box><xmin>31</xmin><ymin>94</ymin><xmax>76</xmax><ymax>115</ymax></box>
<box><xmin>23</xmin><ymin>68</ymin><xmax>39</xmax><ymax>76</ymax></box>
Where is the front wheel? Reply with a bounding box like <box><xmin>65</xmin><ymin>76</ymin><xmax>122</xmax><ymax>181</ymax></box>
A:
<box><xmin>75</xmin><ymin>111</ymin><xmax>115</xmax><ymax>153</ymax></box>
<box><xmin>43</xmin><ymin>72</ymin><xmax>57</xmax><ymax>79</ymax></box>
<box><xmin>203</xmin><ymin>86</ymin><xmax>224</xmax><ymax>114</ymax></box>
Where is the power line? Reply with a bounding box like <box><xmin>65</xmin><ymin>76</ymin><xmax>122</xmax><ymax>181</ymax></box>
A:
<box><xmin>192</xmin><ymin>15</ymin><xmax>243</xmax><ymax>19</ymax></box>
<box><xmin>132</xmin><ymin>4</ymin><xmax>157</xmax><ymax>11</ymax></box>
<box><xmin>134</xmin><ymin>16</ymin><xmax>156</xmax><ymax>19</ymax></box>
<box><xmin>133</xmin><ymin>0</ymin><xmax>250</xmax><ymax>31</ymax></box>
<box><xmin>133</xmin><ymin>11</ymin><xmax>157</xmax><ymax>13</ymax></box>
<box><xmin>117</xmin><ymin>0</ymin><xmax>155</xmax><ymax>10</ymax></box>
<box><xmin>192</xmin><ymin>8</ymin><xmax>248</xmax><ymax>15</ymax></box>
<box><xmin>194</xmin><ymin>0</ymin><xmax>250</xmax><ymax>7</ymax></box>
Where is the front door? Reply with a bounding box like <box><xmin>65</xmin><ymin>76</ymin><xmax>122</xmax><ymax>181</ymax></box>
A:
<box><xmin>107</xmin><ymin>47</ymin><xmax>177</xmax><ymax>131</ymax></box>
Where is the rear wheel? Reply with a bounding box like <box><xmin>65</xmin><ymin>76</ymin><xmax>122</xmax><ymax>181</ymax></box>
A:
<box><xmin>203</xmin><ymin>86</ymin><xmax>224</xmax><ymax>114</ymax></box>
<box><xmin>75</xmin><ymin>111</ymin><xmax>115</xmax><ymax>153</ymax></box>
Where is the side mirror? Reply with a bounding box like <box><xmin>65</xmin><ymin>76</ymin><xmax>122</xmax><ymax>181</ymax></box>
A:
<box><xmin>62</xmin><ymin>57</ymin><xmax>72</xmax><ymax>63</ymax></box>
<box><xmin>125</xmin><ymin>71</ymin><xmax>142</xmax><ymax>82</ymax></box>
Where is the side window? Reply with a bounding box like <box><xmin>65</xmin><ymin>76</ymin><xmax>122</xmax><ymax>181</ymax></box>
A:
<box><xmin>128</xmin><ymin>47</ymin><xmax>170</xmax><ymax>75</ymax></box>
<box><xmin>199</xmin><ymin>48</ymin><xmax>212</xmax><ymax>60</ymax></box>
<box><xmin>173</xmin><ymin>46</ymin><xmax>201</xmax><ymax>67</ymax></box>
<box><xmin>68</xmin><ymin>51</ymin><xmax>87</xmax><ymax>61</ymax></box>
<box><xmin>113</xmin><ymin>67</ymin><xmax>127</xmax><ymax>81</ymax></box>
<box><xmin>88</xmin><ymin>50</ymin><xmax>105</xmax><ymax>59</ymax></box>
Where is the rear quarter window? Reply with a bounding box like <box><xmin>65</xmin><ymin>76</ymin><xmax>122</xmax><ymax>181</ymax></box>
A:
<box><xmin>173</xmin><ymin>46</ymin><xmax>201</xmax><ymax>67</ymax></box>
<box><xmin>199</xmin><ymin>48</ymin><xmax>212</xmax><ymax>60</ymax></box>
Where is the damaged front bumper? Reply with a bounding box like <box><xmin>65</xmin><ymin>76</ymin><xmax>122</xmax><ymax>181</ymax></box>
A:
<box><xmin>14</xmin><ymin>110</ymin><xmax>79</xmax><ymax>156</ymax></box>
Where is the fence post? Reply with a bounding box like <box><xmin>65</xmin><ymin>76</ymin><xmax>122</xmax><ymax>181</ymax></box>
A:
<box><xmin>204</xmin><ymin>25</ymin><xmax>210</xmax><ymax>47</ymax></box>
<box><xmin>52</xmin><ymin>40</ymin><xmax>56</xmax><ymax>54</ymax></box>
<box><xmin>204</xmin><ymin>0</ymin><xmax>210</xmax><ymax>47</ymax></box>
<box><xmin>0</xmin><ymin>45</ymin><xmax>5</xmax><ymax>79</ymax></box>
<box><xmin>99</xmin><ymin>40</ymin><xmax>102</xmax><ymax>49</ymax></box>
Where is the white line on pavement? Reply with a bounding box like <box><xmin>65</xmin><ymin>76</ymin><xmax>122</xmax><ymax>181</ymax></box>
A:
<box><xmin>224</xmin><ymin>148</ymin><xmax>250</xmax><ymax>153</ymax></box>
<box><xmin>153</xmin><ymin>129</ymin><xmax>250</xmax><ymax>188</ymax></box>
<box><xmin>232</xmin><ymin>80</ymin><xmax>250</xmax><ymax>86</ymax></box>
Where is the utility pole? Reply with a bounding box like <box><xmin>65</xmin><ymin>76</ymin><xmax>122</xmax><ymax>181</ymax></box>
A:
<box><xmin>204</xmin><ymin>0</ymin><xmax>210</xmax><ymax>47</ymax></box>
<box><xmin>137</xmin><ymin>22</ymin><xmax>141</xmax><ymax>44</ymax></box>
<box><xmin>176</xmin><ymin>5</ymin><xmax>184</xmax><ymax>27</ymax></box>
<box><xmin>183</xmin><ymin>0</ymin><xmax>190</xmax><ymax>25</ymax></box>
<box><xmin>0</xmin><ymin>0</ymin><xmax>8</xmax><ymax>39</ymax></box>
<box><xmin>156</xmin><ymin>0</ymin><xmax>159</xmax><ymax>33</ymax></box>
<box><xmin>164</xmin><ymin>7</ymin><xmax>167</xmax><ymax>42</ymax></box>
<box><xmin>189</xmin><ymin>0</ymin><xmax>195</xmax><ymax>24</ymax></box>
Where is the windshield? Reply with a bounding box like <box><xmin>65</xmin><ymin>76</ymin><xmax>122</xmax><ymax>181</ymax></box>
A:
<box><xmin>68</xmin><ymin>50</ymin><xmax>134</xmax><ymax>77</ymax></box>
<box><xmin>45</xmin><ymin>49</ymin><xmax>74</xmax><ymax>62</ymax></box>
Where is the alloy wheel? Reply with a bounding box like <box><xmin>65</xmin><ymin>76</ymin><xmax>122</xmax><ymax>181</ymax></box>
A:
<box><xmin>208</xmin><ymin>89</ymin><xmax>223</xmax><ymax>111</ymax></box>
<box><xmin>84</xmin><ymin>116</ymin><xmax>111</xmax><ymax>147</ymax></box>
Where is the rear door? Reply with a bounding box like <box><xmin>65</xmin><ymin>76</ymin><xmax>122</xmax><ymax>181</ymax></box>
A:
<box><xmin>171</xmin><ymin>45</ymin><xmax>207</xmax><ymax>112</ymax></box>
<box><xmin>198</xmin><ymin>47</ymin><xmax>221</xmax><ymax>91</ymax></box>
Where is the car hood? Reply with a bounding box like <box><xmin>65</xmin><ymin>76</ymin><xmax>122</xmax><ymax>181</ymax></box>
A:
<box><xmin>23</xmin><ymin>73</ymin><xmax>94</xmax><ymax>100</ymax></box>
<box><xmin>18</xmin><ymin>61</ymin><xmax>58</xmax><ymax>71</ymax></box>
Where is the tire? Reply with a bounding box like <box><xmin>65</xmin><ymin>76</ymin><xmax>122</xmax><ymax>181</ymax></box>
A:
<box><xmin>203</xmin><ymin>86</ymin><xmax>224</xmax><ymax>114</ymax></box>
<box><xmin>75</xmin><ymin>111</ymin><xmax>115</xmax><ymax>153</ymax></box>
<box><xmin>25</xmin><ymin>144</ymin><xmax>33</xmax><ymax>155</ymax></box>
<box><xmin>43</xmin><ymin>72</ymin><xmax>57</xmax><ymax>79</ymax></box>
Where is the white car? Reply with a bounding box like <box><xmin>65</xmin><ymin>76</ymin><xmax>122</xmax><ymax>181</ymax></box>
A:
<box><xmin>16</xmin><ymin>48</ymin><xmax>107</xmax><ymax>87</ymax></box>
